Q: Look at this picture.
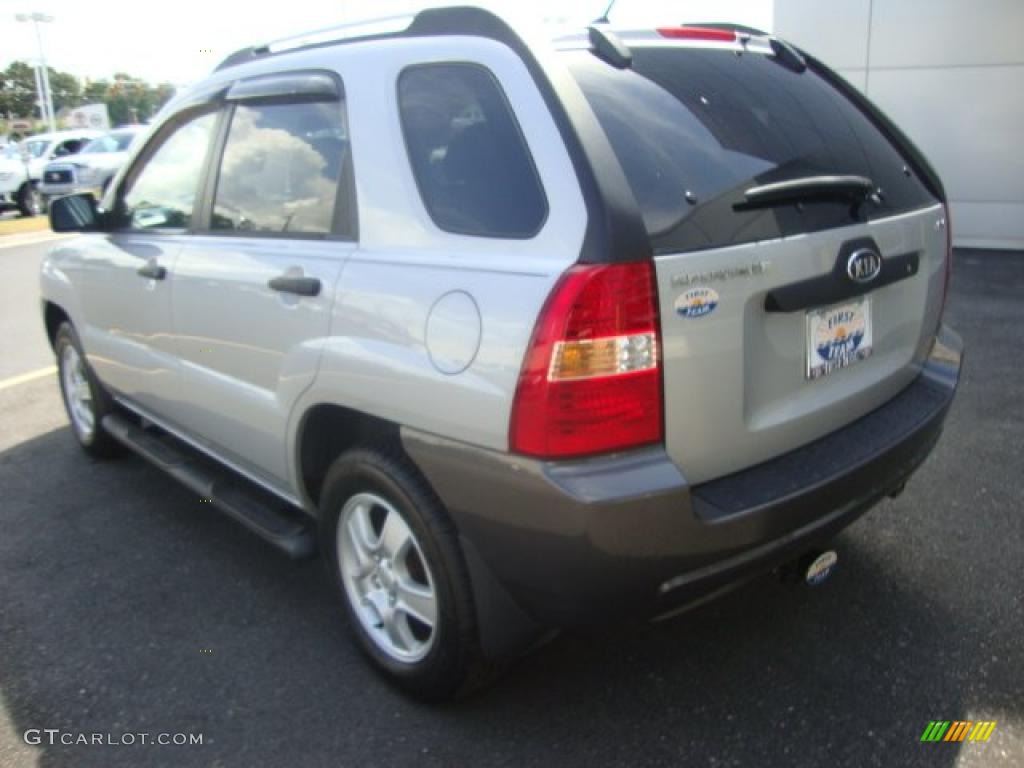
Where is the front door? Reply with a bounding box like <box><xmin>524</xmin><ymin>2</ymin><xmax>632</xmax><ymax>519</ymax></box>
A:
<box><xmin>168</xmin><ymin>90</ymin><xmax>356</xmax><ymax>489</ymax></box>
<box><xmin>78</xmin><ymin>110</ymin><xmax>219</xmax><ymax>417</ymax></box>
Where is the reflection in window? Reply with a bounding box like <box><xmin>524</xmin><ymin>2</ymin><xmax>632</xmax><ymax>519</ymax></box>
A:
<box><xmin>122</xmin><ymin>112</ymin><xmax>216</xmax><ymax>229</ymax></box>
<box><xmin>212</xmin><ymin>102</ymin><xmax>345</xmax><ymax>235</ymax></box>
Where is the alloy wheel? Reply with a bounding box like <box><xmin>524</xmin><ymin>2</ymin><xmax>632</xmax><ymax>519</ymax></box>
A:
<box><xmin>61</xmin><ymin>344</ymin><xmax>95</xmax><ymax>439</ymax></box>
<box><xmin>337</xmin><ymin>492</ymin><xmax>438</xmax><ymax>663</ymax></box>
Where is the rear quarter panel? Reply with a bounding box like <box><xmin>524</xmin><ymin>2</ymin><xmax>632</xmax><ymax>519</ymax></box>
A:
<box><xmin>286</xmin><ymin>37</ymin><xmax>587</xmax><ymax>492</ymax></box>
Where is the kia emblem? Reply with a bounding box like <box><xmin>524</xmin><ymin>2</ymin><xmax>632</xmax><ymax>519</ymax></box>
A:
<box><xmin>847</xmin><ymin>249</ymin><xmax>883</xmax><ymax>283</ymax></box>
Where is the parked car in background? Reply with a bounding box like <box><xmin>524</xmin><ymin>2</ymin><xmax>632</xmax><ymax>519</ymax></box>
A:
<box><xmin>0</xmin><ymin>143</ymin><xmax>37</xmax><ymax>216</ymax></box>
<box><xmin>1</xmin><ymin>130</ymin><xmax>102</xmax><ymax>216</ymax></box>
<box><xmin>21</xmin><ymin>129</ymin><xmax>103</xmax><ymax>182</ymax></box>
<box><xmin>39</xmin><ymin>126</ymin><xmax>148</xmax><ymax>207</ymax></box>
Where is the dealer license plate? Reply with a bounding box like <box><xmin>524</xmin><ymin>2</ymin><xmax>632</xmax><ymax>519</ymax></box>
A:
<box><xmin>806</xmin><ymin>297</ymin><xmax>873</xmax><ymax>380</ymax></box>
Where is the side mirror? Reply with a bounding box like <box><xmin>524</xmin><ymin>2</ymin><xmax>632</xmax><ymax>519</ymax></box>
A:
<box><xmin>50</xmin><ymin>193</ymin><xmax>103</xmax><ymax>233</ymax></box>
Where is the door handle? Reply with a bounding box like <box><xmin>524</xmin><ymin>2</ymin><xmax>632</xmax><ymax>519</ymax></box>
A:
<box><xmin>137</xmin><ymin>262</ymin><xmax>167</xmax><ymax>280</ymax></box>
<box><xmin>268</xmin><ymin>275</ymin><xmax>321</xmax><ymax>297</ymax></box>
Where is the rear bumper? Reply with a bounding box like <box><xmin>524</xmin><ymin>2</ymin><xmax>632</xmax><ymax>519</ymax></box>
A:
<box><xmin>403</xmin><ymin>325</ymin><xmax>963</xmax><ymax>639</ymax></box>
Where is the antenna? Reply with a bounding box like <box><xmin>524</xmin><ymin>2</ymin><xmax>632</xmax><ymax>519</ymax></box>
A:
<box><xmin>593</xmin><ymin>0</ymin><xmax>616</xmax><ymax>24</ymax></box>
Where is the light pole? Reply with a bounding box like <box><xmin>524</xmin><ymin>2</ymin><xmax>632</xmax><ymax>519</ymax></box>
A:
<box><xmin>15</xmin><ymin>12</ymin><xmax>56</xmax><ymax>132</ymax></box>
<box><xmin>30</xmin><ymin>58</ymin><xmax>45</xmax><ymax>123</ymax></box>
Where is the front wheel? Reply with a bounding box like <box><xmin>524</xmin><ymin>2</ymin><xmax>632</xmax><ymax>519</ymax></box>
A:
<box><xmin>320</xmin><ymin>446</ymin><xmax>488</xmax><ymax>700</ymax></box>
<box><xmin>54</xmin><ymin>322</ymin><xmax>122</xmax><ymax>457</ymax></box>
<box><xmin>17</xmin><ymin>182</ymin><xmax>41</xmax><ymax>217</ymax></box>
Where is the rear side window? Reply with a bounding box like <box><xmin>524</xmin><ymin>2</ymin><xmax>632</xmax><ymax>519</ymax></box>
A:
<box><xmin>212</xmin><ymin>101</ymin><xmax>349</xmax><ymax>235</ymax></box>
<box><xmin>398</xmin><ymin>63</ymin><xmax>547</xmax><ymax>238</ymax></box>
<box><xmin>565</xmin><ymin>48</ymin><xmax>937</xmax><ymax>254</ymax></box>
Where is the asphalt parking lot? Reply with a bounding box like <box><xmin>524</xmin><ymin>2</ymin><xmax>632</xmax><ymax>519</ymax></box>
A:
<box><xmin>0</xmin><ymin>238</ymin><xmax>1021</xmax><ymax>768</ymax></box>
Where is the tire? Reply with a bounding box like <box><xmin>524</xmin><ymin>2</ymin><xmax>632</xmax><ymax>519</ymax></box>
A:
<box><xmin>54</xmin><ymin>322</ymin><xmax>123</xmax><ymax>458</ymax></box>
<box><xmin>16</xmin><ymin>182</ymin><xmax>41</xmax><ymax>218</ymax></box>
<box><xmin>320</xmin><ymin>445</ymin><xmax>489</xmax><ymax>701</ymax></box>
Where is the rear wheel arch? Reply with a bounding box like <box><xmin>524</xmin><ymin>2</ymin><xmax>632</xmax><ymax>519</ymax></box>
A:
<box><xmin>294</xmin><ymin>403</ymin><xmax>401</xmax><ymax>510</ymax></box>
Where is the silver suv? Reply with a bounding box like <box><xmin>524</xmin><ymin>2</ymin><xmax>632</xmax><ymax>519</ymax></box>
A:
<box><xmin>41</xmin><ymin>8</ymin><xmax>963</xmax><ymax>699</ymax></box>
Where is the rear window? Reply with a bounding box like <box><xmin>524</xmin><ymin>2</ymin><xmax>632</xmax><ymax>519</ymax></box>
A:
<box><xmin>565</xmin><ymin>47</ymin><xmax>936</xmax><ymax>254</ymax></box>
<box><xmin>398</xmin><ymin>63</ymin><xmax>547</xmax><ymax>239</ymax></box>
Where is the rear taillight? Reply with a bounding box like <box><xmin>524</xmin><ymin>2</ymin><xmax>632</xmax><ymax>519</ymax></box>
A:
<box><xmin>939</xmin><ymin>204</ymin><xmax>954</xmax><ymax>320</ymax></box>
<box><xmin>657</xmin><ymin>26</ymin><xmax>737</xmax><ymax>42</ymax></box>
<box><xmin>509</xmin><ymin>261</ymin><xmax>663</xmax><ymax>459</ymax></box>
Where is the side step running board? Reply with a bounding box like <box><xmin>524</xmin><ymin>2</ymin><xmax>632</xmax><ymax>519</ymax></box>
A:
<box><xmin>102</xmin><ymin>414</ymin><xmax>316</xmax><ymax>559</ymax></box>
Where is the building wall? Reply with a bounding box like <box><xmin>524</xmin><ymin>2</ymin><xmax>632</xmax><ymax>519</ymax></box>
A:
<box><xmin>774</xmin><ymin>0</ymin><xmax>1024</xmax><ymax>249</ymax></box>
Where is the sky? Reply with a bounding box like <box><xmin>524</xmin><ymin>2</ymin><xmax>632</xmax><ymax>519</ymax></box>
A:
<box><xmin>0</xmin><ymin>0</ymin><xmax>773</xmax><ymax>89</ymax></box>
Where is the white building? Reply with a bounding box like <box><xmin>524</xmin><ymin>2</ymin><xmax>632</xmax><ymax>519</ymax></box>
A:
<box><xmin>773</xmin><ymin>0</ymin><xmax>1024</xmax><ymax>249</ymax></box>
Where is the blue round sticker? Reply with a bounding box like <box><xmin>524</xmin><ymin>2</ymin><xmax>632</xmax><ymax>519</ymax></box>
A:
<box><xmin>675</xmin><ymin>287</ymin><xmax>719</xmax><ymax>319</ymax></box>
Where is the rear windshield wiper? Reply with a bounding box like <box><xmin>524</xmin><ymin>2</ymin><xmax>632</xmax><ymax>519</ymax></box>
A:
<box><xmin>737</xmin><ymin>175</ymin><xmax>877</xmax><ymax>209</ymax></box>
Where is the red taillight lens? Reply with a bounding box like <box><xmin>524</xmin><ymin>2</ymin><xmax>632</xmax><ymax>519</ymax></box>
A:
<box><xmin>657</xmin><ymin>26</ymin><xmax>737</xmax><ymax>42</ymax></box>
<box><xmin>509</xmin><ymin>261</ymin><xmax>663</xmax><ymax>459</ymax></box>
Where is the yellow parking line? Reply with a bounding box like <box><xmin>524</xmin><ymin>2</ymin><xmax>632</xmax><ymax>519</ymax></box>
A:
<box><xmin>0</xmin><ymin>365</ymin><xmax>56</xmax><ymax>392</ymax></box>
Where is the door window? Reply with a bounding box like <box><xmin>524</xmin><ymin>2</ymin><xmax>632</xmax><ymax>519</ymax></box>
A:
<box><xmin>211</xmin><ymin>100</ymin><xmax>349</xmax><ymax>235</ymax></box>
<box><xmin>53</xmin><ymin>139</ymin><xmax>86</xmax><ymax>157</ymax></box>
<box><xmin>121</xmin><ymin>112</ymin><xmax>217</xmax><ymax>230</ymax></box>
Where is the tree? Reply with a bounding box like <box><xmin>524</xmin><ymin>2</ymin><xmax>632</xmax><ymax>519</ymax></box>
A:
<box><xmin>103</xmin><ymin>74</ymin><xmax>173</xmax><ymax>124</ymax></box>
<box><xmin>1</xmin><ymin>63</ymin><xmax>174</xmax><ymax>125</ymax></box>
<box><xmin>83</xmin><ymin>79</ymin><xmax>110</xmax><ymax>104</ymax></box>
<box><xmin>0</xmin><ymin>61</ymin><xmax>41</xmax><ymax>118</ymax></box>
<box><xmin>0</xmin><ymin>61</ymin><xmax>85</xmax><ymax>118</ymax></box>
<box><xmin>48</xmin><ymin>69</ymin><xmax>82</xmax><ymax>112</ymax></box>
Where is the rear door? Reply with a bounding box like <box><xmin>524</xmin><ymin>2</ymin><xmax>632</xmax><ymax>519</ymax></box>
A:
<box><xmin>565</xmin><ymin>40</ymin><xmax>947</xmax><ymax>483</ymax></box>
<box><xmin>168</xmin><ymin>72</ymin><xmax>356</xmax><ymax>489</ymax></box>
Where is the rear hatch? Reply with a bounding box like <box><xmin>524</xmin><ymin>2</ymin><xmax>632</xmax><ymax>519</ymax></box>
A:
<box><xmin>564</xmin><ymin>33</ymin><xmax>948</xmax><ymax>483</ymax></box>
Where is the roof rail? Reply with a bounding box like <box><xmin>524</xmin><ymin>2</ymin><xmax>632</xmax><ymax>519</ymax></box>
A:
<box><xmin>216</xmin><ymin>46</ymin><xmax>267</xmax><ymax>72</ymax></box>
<box><xmin>214</xmin><ymin>13</ymin><xmax>414</xmax><ymax>72</ymax></box>
<box><xmin>264</xmin><ymin>13</ymin><xmax>414</xmax><ymax>53</ymax></box>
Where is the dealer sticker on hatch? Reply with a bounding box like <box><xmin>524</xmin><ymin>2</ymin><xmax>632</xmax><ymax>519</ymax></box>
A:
<box><xmin>806</xmin><ymin>297</ymin><xmax>873</xmax><ymax>380</ymax></box>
